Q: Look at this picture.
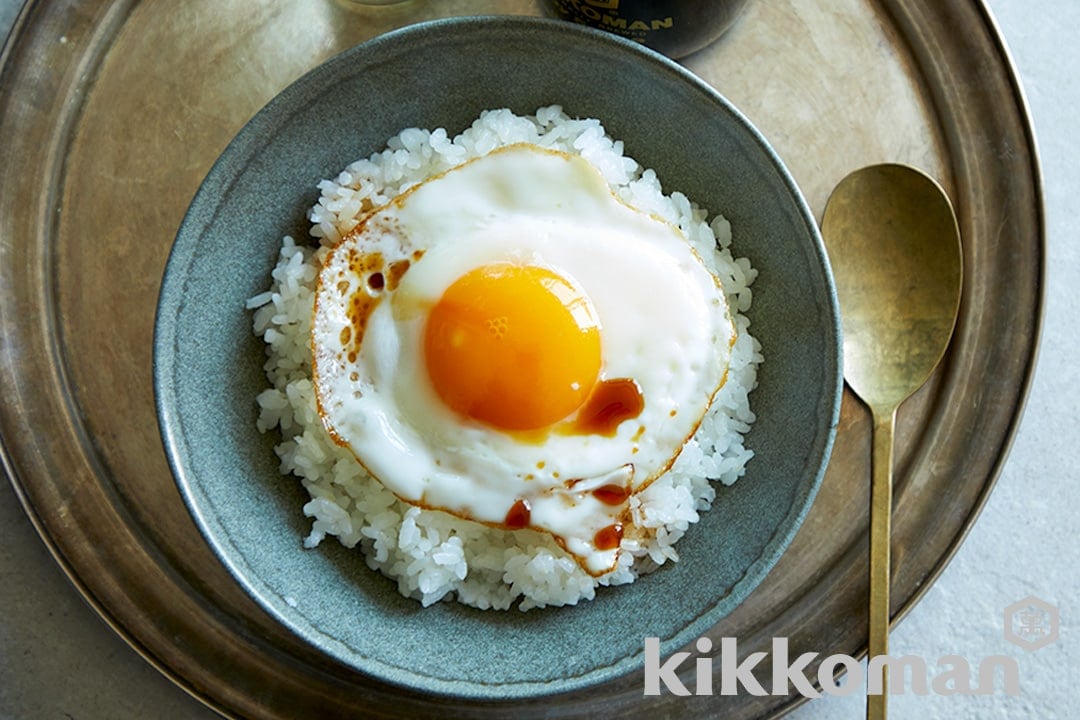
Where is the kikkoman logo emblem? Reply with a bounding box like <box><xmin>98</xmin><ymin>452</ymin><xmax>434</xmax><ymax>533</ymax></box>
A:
<box><xmin>1004</xmin><ymin>596</ymin><xmax>1059</xmax><ymax>652</ymax></box>
<box><xmin>644</xmin><ymin>596</ymin><xmax>1060</xmax><ymax>698</ymax></box>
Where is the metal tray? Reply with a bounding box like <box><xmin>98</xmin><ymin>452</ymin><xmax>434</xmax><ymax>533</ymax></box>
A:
<box><xmin>0</xmin><ymin>0</ymin><xmax>1042</xmax><ymax>718</ymax></box>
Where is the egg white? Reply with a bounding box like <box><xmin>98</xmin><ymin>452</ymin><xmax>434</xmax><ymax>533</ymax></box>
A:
<box><xmin>312</xmin><ymin>143</ymin><xmax>734</xmax><ymax>575</ymax></box>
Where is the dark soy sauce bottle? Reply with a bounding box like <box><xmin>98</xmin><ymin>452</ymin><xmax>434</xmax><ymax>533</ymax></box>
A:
<box><xmin>541</xmin><ymin>0</ymin><xmax>750</xmax><ymax>59</ymax></box>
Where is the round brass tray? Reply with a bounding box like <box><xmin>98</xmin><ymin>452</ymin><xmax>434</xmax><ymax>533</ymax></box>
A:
<box><xmin>0</xmin><ymin>1</ymin><xmax>1042</xmax><ymax>718</ymax></box>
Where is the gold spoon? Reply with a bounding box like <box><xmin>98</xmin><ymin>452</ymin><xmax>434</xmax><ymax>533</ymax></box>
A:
<box><xmin>821</xmin><ymin>164</ymin><xmax>962</xmax><ymax>720</ymax></box>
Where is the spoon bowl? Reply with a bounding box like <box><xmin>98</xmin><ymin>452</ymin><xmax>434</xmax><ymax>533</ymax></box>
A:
<box><xmin>822</xmin><ymin>163</ymin><xmax>962</xmax><ymax>719</ymax></box>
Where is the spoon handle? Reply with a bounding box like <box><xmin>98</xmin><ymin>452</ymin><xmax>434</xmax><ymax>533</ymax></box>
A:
<box><xmin>867</xmin><ymin>405</ymin><xmax>895</xmax><ymax>720</ymax></box>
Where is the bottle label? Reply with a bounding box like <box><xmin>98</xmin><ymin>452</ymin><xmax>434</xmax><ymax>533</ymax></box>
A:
<box><xmin>550</xmin><ymin>0</ymin><xmax>675</xmax><ymax>44</ymax></box>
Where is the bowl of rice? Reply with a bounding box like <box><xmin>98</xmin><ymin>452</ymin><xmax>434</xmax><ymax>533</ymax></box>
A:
<box><xmin>154</xmin><ymin>15</ymin><xmax>841</xmax><ymax>699</ymax></box>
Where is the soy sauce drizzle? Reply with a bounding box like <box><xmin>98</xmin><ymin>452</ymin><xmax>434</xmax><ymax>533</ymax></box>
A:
<box><xmin>592</xmin><ymin>484</ymin><xmax>631</xmax><ymax>506</ymax></box>
<box><xmin>594</xmin><ymin>523</ymin><xmax>623</xmax><ymax>551</ymax></box>
<box><xmin>504</xmin><ymin>498</ymin><xmax>531</xmax><ymax>529</ymax></box>
<box><xmin>572</xmin><ymin>378</ymin><xmax>644</xmax><ymax>436</ymax></box>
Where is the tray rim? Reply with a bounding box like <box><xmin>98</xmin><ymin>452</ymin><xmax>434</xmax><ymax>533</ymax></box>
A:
<box><xmin>0</xmin><ymin>0</ymin><xmax>1045</xmax><ymax>717</ymax></box>
<box><xmin>870</xmin><ymin>0</ymin><xmax>1046</xmax><ymax>622</ymax></box>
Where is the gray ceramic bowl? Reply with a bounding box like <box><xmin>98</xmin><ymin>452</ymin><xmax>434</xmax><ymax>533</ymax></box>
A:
<box><xmin>154</xmin><ymin>15</ymin><xmax>841</xmax><ymax>699</ymax></box>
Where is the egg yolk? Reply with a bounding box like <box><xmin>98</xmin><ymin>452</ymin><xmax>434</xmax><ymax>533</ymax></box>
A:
<box><xmin>424</xmin><ymin>263</ymin><xmax>601</xmax><ymax>431</ymax></box>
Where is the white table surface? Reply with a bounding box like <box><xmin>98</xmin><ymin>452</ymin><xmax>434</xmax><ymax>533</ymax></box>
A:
<box><xmin>1</xmin><ymin>1</ymin><xmax>1074</xmax><ymax>718</ymax></box>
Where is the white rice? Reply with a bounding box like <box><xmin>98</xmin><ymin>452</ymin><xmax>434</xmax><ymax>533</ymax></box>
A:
<box><xmin>247</xmin><ymin>106</ymin><xmax>762</xmax><ymax>611</ymax></box>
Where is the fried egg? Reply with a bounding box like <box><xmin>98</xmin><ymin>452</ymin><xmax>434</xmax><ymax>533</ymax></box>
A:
<box><xmin>312</xmin><ymin>143</ymin><xmax>734</xmax><ymax>575</ymax></box>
